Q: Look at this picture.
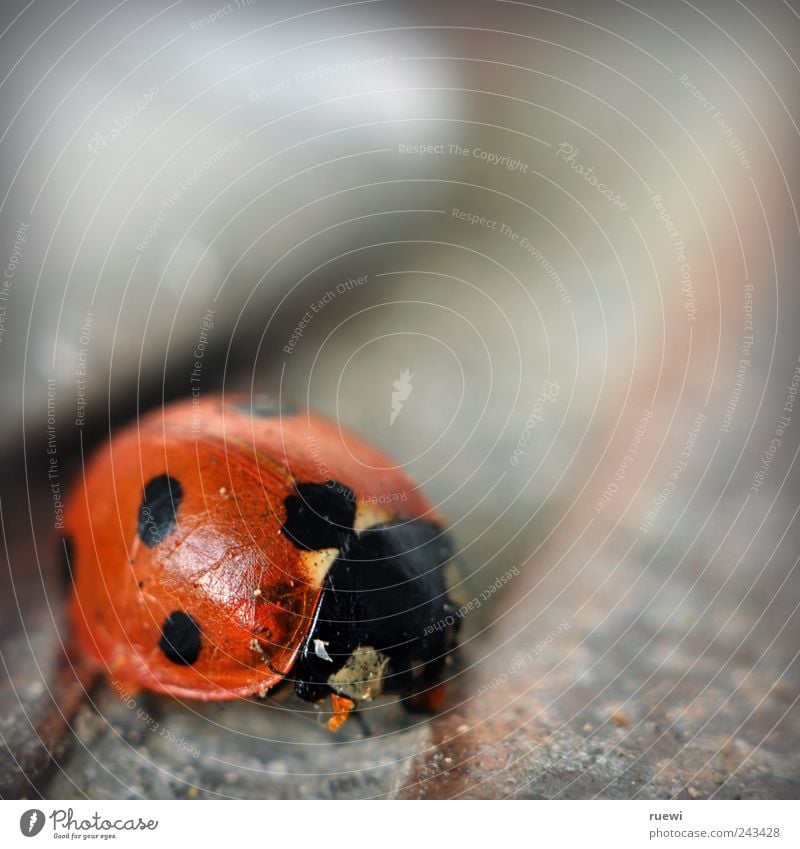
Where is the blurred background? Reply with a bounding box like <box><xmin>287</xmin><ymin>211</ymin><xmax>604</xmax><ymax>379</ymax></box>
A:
<box><xmin>0</xmin><ymin>0</ymin><xmax>798</xmax><ymax>799</ymax></box>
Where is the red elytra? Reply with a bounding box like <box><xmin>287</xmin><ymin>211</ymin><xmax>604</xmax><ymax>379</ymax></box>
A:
<box><xmin>65</xmin><ymin>395</ymin><xmax>442</xmax><ymax>702</ymax></box>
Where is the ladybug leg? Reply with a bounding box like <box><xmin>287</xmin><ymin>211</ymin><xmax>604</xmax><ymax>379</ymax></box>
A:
<box><xmin>109</xmin><ymin>677</ymin><xmax>142</xmax><ymax>707</ymax></box>
<box><xmin>327</xmin><ymin>693</ymin><xmax>355</xmax><ymax>732</ymax></box>
<box><xmin>352</xmin><ymin>709</ymin><xmax>371</xmax><ymax>737</ymax></box>
<box><xmin>406</xmin><ymin>682</ymin><xmax>448</xmax><ymax>713</ymax></box>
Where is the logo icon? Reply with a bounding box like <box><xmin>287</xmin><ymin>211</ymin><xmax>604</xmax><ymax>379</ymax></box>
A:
<box><xmin>20</xmin><ymin>810</ymin><xmax>45</xmax><ymax>837</ymax></box>
<box><xmin>389</xmin><ymin>369</ymin><xmax>413</xmax><ymax>426</ymax></box>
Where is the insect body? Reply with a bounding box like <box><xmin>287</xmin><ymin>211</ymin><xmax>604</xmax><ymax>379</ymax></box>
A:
<box><xmin>65</xmin><ymin>395</ymin><xmax>460</xmax><ymax>730</ymax></box>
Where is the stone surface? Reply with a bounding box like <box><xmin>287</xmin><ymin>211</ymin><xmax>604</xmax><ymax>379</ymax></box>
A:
<box><xmin>397</xmin><ymin>512</ymin><xmax>800</xmax><ymax>799</ymax></box>
<box><xmin>0</xmin><ymin>491</ymin><xmax>90</xmax><ymax>798</ymax></box>
<box><xmin>3</xmin><ymin>428</ymin><xmax>797</xmax><ymax>799</ymax></box>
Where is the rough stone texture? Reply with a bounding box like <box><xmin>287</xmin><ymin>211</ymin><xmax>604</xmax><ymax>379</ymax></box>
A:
<box><xmin>42</xmin><ymin>685</ymin><xmax>430</xmax><ymax>800</ymax></box>
<box><xmin>3</xmin><ymin>422</ymin><xmax>797</xmax><ymax>799</ymax></box>
<box><xmin>0</xmin><ymin>491</ymin><xmax>90</xmax><ymax>798</ymax></box>
<box><xmin>397</xmin><ymin>514</ymin><xmax>800</xmax><ymax>799</ymax></box>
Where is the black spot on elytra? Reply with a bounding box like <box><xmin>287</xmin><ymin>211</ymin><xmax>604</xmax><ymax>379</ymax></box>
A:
<box><xmin>138</xmin><ymin>475</ymin><xmax>183</xmax><ymax>548</ymax></box>
<box><xmin>233</xmin><ymin>395</ymin><xmax>296</xmax><ymax>418</ymax></box>
<box><xmin>291</xmin><ymin>520</ymin><xmax>460</xmax><ymax>703</ymax></box>
<box><xmin>159</xmin><ymin>611</ymin><xmax>202</xmax><ymax>665</ymax></box>
<box><xmin>59</xmin><ymin>535</ymin><xmax>75</xmax><ymax>590</ymax></box>
<box><xmin>282</xmin><ymin>481</ymin><xmax>356</xmax><ymax>551</ymax></box>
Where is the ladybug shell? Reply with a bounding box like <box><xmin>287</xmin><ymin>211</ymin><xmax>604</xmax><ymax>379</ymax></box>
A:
<box><xmin>66</xmin><ymin>395</ymin><xmax>441</xmax><ymax>701</ymax></box>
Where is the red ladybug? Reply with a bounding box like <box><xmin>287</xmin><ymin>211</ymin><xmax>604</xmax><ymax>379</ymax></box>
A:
<box><xmin>64</xmin><ymin>394</ymin><xmax>460</xmax><ymax>730</ymax></box>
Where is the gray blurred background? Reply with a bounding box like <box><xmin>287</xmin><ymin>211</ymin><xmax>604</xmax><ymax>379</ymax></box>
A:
<box><xmin>1</xmin><ymin>0</ymin><xmax>798</xmax><ymax>799</ymax></box>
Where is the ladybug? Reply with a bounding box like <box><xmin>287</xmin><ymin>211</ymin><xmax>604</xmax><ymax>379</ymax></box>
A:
<box><xmin>63</xmin><ymin>394</ymin><xmax>461</xmax><ymax>730</ymax></box>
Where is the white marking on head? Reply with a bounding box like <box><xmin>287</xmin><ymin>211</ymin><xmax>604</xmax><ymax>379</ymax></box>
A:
<box><xmin>314</xmin><ymin>639</ymin><xmax>333</xmax><ymax>662</ymax></box>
